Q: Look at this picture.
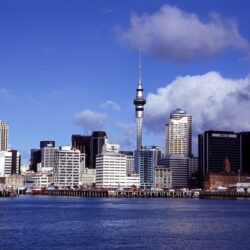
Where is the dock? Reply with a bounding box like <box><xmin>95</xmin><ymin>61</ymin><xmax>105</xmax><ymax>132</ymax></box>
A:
<box><xmin>42</xmin><ymin>189</ymin><xmax>197</xmax><ymax>198</ymax></box>
<box><xmin>200</xmin><ymin>191</ymin><xmax>250</xmax><ymax>199</ymax></box>
<box><xmin>0</xmin><ymin>189</ymin><xmax>17</xmax><ymax>197</ymax></box>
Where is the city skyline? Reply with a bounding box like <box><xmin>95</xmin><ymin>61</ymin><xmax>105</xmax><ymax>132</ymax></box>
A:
<box><xmin>1</xmin><ymin>1</ymin><xmax>250</xmax><ymax>162</ymax></box>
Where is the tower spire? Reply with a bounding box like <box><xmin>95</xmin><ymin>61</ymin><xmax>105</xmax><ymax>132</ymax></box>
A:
<box><xmin>133</xmin><ymin>53</ymin><xmax>146</xmax><ymax>150</ymax></box>
<box><xmin>138</xmin><ymin>52</ymin><xmax>142</xmax><ymax>87</ymax></box>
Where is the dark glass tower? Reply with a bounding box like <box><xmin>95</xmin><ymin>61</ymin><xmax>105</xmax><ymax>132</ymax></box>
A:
<box><xmin>198</xmin><ymin>130</ymin><xmax>241</xmax><ymax>184</ymax></box>
<box><xmin>40</xmin><ymin>141</ymin><xmax>55</xmax><ymax>148</ymax></box>
<box><xmin>72</xmin><ymin>135</ymin><xmax>92</xmax><ymax>168</ymax></box>
<box><xmin>91</xmin><ymin>131</ymin><xmax>107</xmax><ymax>169</ymax></box>
<box><xmin>238</xmin><ymin>132</ymin><xmax>250</xmax><ymax>174</ymax></box>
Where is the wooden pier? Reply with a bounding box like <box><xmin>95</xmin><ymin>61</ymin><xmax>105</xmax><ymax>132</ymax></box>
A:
<box><xmin>42</xmin><ymin>189</ymin><xmax>197</xmax><ymax>198</ymax></box>
<box><xmin>0</xmin><ymin>190</ymin><xmax>17</xmax><ymax>197</ymax></box>
<box><xmin>200</xmin><ymin>191</ymin><xmax>250</xmax><ymax>199</ymax></box>
<box><xmin>43</xmin><ymin>189</ymin><xmax>109</xmax><ymax>197</ymax></box>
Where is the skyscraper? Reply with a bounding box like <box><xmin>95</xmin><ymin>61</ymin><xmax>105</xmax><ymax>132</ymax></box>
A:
<box><xmin>71</xmin><ymin>131</ymin><xmax>107</xmax><ymax>169</ymax></box>
<box><xmin>0</xmin><ymin>150</ymin><xmax>21</xmax><ymax>177</ymax></box>
<box><xmin>238</xmin><ymin>132</ymin><xmax>250</xmax><ymax>175</ymax></box>
<box><xmin>198</xmin><ymin>130</ymin><xmax>241</xmax><ymax>184</ymax></box>
<box><xmin>135</xmin><ymin>146</ymin><xmax>160</xmax><ymax>188</ymax></box>
<box><xmin>53</xmin><ymin>146</ymin><xmax>85</xmax><ymax>188</ymax></box>
<box><xmin>0</xmin><ymin>121</ymin><xmax>9</xmax><ymax>151</ymax></box>
<box><xmin>72</xmin><ymin>134</ymin><xmax>92</xmax><ymax>168</ymax></box>
<box><xmin>133</xmin><ymin>57</ymin><xmax>146</xmax><ymax>150</ymax></box>
<box><xmin>165</xmin><ymin>108</ymin><xmax>192</xmax><ymax>157</ymax></box>
<box><xmin>91</xmin><ymin>131</ymin><xmax>107</xmax><ymax>169</ymax></box>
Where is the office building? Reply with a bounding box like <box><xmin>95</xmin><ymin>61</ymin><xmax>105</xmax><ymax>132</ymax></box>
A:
<box><xmin>165</xmin><ymin>108</ymin><xmax>192</xmax><ymax>157</ymax></box>
<box><xmin>199</xmin><ymin>130</ymin><xmax>241</xmax><ymax>183</ymax></box>
<box><xmin>40</xmin><ymin>141</ymin><xmax>55</xmax><ymax>149</ymax></box>
<box><xmin>91</xmin><ymin>131</ymin><xmax>107</xmax><ymax>169</ymax></box>
<box><xmin>81</xmin><ymin>167</ymin><xmax>96</xmax><ymax>187</ymax></box>
<box><xmin>0</xmin><ymin>121</ymin><xmax>8</xmax><ymax>151</ymax></box>
<box><xmin>189</xmin><ymin>157</ymin><xmax>198</xmax><ymax>177</ymax></box>
<box><xmin>30</xmin><ymin>149</ymin><xmax>42</xmax><ymax>172</ymax></box>
<box><xmin>53</xmin><ymin>146</ymin><xmax>85</xmax><ymax>188</ymax></box>
<box><xmin>159</xmin><ymin>155</ymin><xmax>189</xmax><ymax>188</ymax></box>
<box><xmin>72</xmin><ymin>134</ymin><xmax>92</xmax><ymax>168</ymax></box>
<box><xmin>96</xmin><ymin>140</ymin><xmax>139</xmax><ymax>188</ymax></box>
<box><xmin>154</xmin><ymin>165</ymin><xmax>172</xmax><ymax>189</ymax></box>
<box><xmin>0</xmin><ymin>150</ymin><xmax>21</xmax><ymax>177</ymax></box>
<box><xmin>120</xmin><ymin>151</ymin><xmax>134</xmax><ymax>174</ymax></box>
<box><xmin>30</xmin><ymin>140</ymin><xmax>56</xmax><ymax>173</ymax></box>
<box><xmin>96</xmin><ymin>141</ymin><xmax>126</xmax><ymax>188</ymax></box>
<box><xmin>135</xmin><ymin>146</ymin><xmax>160</xmax><ymax>188</ymax></box>
<box><xmin>238</xmin><ymin>132</ymin><xmax>250</xmax><ymax>174</ymax></box>
<box><xmin>41</xmin><ymin>143</ymin><xmax>57</xmax><ymax>172</ymax></box>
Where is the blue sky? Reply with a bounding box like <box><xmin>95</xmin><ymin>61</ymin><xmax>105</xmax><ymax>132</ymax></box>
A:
<box><xmin>1</xmin><ymin>0</ymin><xmax>250</xmax><ymax>162</ymax></box>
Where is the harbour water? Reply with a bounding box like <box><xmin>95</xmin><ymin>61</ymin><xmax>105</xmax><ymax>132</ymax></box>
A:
<box><xmin>1</xmin><ymin>196</ymin><xmax>250</xmax><ymax>250</ymax></box>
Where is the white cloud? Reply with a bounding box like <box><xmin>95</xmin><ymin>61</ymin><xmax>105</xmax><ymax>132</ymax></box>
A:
<box><xmin>115</xmin><ymin>121</ymin><xmax>136</xmax><ymax>150</ymax></box>
<box><xmin>100</xmin><ymin>100</ymin><xmax>121</xmax><ymax>111</ymax></box>
<box><xmin>118</xmin><ymin>4</ymin><xmax>249</xmax><ymax>61</ymax></box>
<box><xmin>116</xmin><ymin>121</ymin><xmax>136</xmax><ymax>137</ymax></box>
<box><xmin>144</xmin><ymin>71</ymin><xmax>250</xmax><ymax>138</ymax></box>
<box><xmin>74</xmin><ymin>109</ymin><xmax>106</xmax><ymax>130</ymax></box>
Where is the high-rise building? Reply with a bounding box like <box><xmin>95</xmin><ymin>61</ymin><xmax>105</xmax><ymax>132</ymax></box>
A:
<box><xmin>72</xmin><ymin>135</ymin><xmax>92</xmax><ymax>167</ymax></box>
<box><xmin>119</xmin><ymin>151</ymin><xmax>134</xmax><ymax>174</ymax></box>
<box><xmin>96</xmin><ymin>140</ymin><xmax>140</xmax><ymax>188</ymax></box>
<box><xmin>133</xmin><ymin>57</ymin><xmax>146</xmax><ymax>150</ymax></box>
<box><xmin>159</xmin><ymin>155</ymin><xmax>189</xmax><ymax>188</ymax></box>
<box><xmin>238</xmin><ymin>132</ymin><xmax>250</xmax><ymax>175</ymax></box>
<box><xmin>0</xmin><ymin>121</ymin><xmax>9</xmax><ymax>151</ymax></box>
<box><xmin>41</xmin><ymin>145</ymin><xmax>57</xmax><ymax>173</ymax></box>
<box><xmin>96</xmin><ymin>141</ymin><xmax>126</xmax><ymax>188</ymax></box>
<box><xmin>135</xmin><ymin>146</ymin><xmax>160</xmax><ymax>188</ymax></box>
<box><xmin>0</xmin><ymin>150</ymin><xmax>21</xmax><ymax>177</ymax></box>
<box><xmin>40</xmin><ymin>141</ymin><xmax>55</xmax><ymax>149</ymax></box>
<box><xmin>198</xmin><ymin>130</ymin><xmax>241</xmax><ymax>184</ymax></box>
<box><xmin>165</xmin><ymin>108</ymin><xmax>192</xmax><ymax>157</ymax></box>
<box><xmin>91</xmin><ymin>131</ymin><xmax>107</xmax><ymax>169</ymax></box>
<box><xmin>30</xmin><ymin>149</ymin><xmax>41</xmax><ymax>172</ymax></box>
<box><xmin>53</xmin><ymin>146</ymin><xmax>85</xmax><ymax>188</ymax></box>
<box><xmin>30</xmin><ymin>140</ymin><xmax>56</xmax><ymax>173</ymax></box>
<box><xmin>154</xmin><ymin>165</ymin><xmax>172</xmax><ymax>189</ymax></box>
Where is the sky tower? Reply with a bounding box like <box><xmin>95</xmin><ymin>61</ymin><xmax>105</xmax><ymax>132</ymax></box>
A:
<box><xmin>133</xmin><ymin>56</ymin><xmax>146</xmax><ymax>150</ymax></box>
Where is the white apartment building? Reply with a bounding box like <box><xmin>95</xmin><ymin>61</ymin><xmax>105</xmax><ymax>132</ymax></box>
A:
<box><xmin>154</xmin><ymin>166</ymin><xmax>172</xmax><ymax>189</ymax></box>
<box><xmin>165</xmin><ymin>108</ymin><xmax>192</xmax><ymax>157</ymax></box>
<box><xmin>96</xmin><ymin>140</ymin><xmax>139</xmax><ymax>188</ymax></box>
<box><xmin>0</xmin><ymin>150</ymin><xmax>20</xmax><ymax>177</ymax></box>
<box><xmin>53</xmin><ymin>146</ymin><xmax>85</xmax><ymax>188</ymax></box>
<box><xmin>0</xmin><ymin>121</ymin><xmax>9</xmax><ymax>151</ymax></box>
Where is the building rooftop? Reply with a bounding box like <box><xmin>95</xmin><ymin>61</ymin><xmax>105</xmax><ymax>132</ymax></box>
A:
<box><xmin>170</xmin><ymin>108</ymin><xmax>186</xmax><ymax>115</ymax></box>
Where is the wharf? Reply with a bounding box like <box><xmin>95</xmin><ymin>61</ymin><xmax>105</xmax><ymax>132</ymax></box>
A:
<box><xmin>200</xmin><ymin>191</ymin><xmax>250</xmax><ymax>199</ymax></box>
<box><xmin>0</xmin><ymin>190</ymin><xmax>17</xmax><ymax>197</ymax></box>
<box><xmin>43</xmin><ymin>189</ymin><xmax>197</xmax><ymax>198</ymax></box>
